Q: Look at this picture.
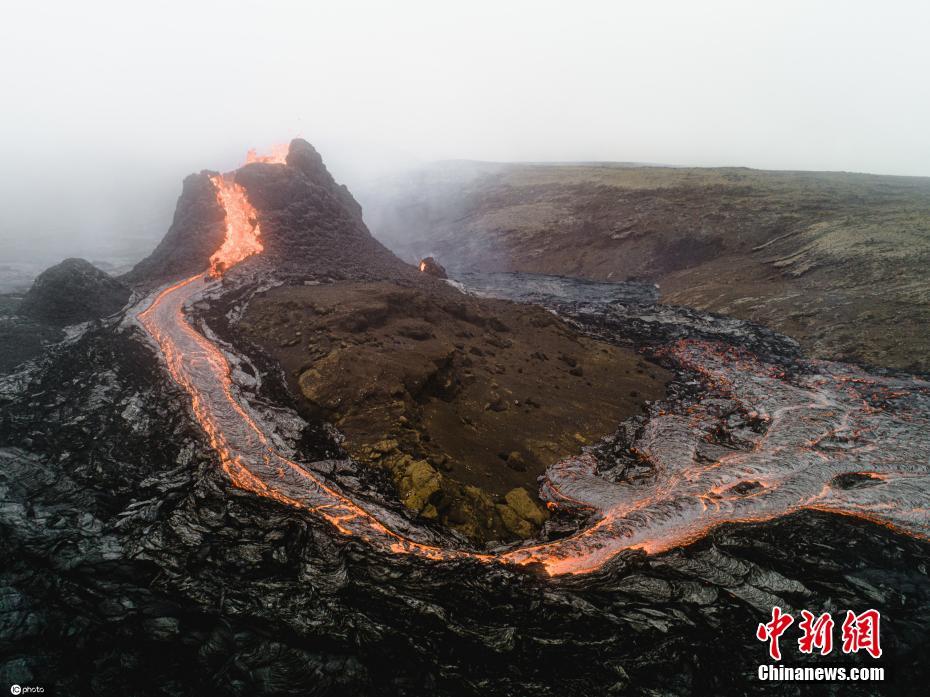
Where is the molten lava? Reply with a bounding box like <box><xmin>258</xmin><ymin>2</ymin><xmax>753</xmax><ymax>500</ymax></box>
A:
<box><xmin>245</xmin><ymin>144</ymin><xmax>289</xmax><ymax>165</ymax></box>
<box><xmin>208</xmin><ymin>175</ymin><xmax>264</xmax><ymax>277</ymax></box>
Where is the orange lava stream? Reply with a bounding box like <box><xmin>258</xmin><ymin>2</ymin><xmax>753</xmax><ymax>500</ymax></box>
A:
<box><xmin>208</xmin><ymin>176</ymin><xmax>264</xmax><ymax>276</ymax></box>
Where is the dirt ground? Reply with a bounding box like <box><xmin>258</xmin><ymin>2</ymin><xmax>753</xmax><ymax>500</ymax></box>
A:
<box><xmin>241</xmin><ymin>280</ymin><xmax>669</xmax><ymax>544</ymax></box>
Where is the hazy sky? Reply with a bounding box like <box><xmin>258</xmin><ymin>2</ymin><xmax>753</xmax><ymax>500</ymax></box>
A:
<box><xmin>2</xmin><ymin>0</ymin><xmax>929</xmax><ymax>264</ymax></box>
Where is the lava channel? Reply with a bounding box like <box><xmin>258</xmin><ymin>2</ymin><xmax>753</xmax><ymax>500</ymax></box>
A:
<box><xmin>208</xmin><ymin>175</ymin><xmax>263</xmax><ymax>277</ymax></box>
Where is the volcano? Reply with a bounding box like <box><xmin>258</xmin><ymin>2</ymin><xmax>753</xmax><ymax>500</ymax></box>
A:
<box><xmin>1</xmin><ymin>140</ymin><xmax>928</xmax><ymax>696</ymax></box>
<box><xmin>125</xmin><ymin>140</ymin><xmax>412</xmax><ymax>284</ymax></box>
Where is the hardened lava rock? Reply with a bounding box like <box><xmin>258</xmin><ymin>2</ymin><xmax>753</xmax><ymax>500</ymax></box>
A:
<box><xmin>18</xmin><ymin>257</ymin><xmax>130</xmax><ymax>325</ymax></box>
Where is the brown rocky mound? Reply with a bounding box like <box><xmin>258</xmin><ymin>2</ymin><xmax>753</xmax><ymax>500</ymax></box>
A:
<box><xmin>241</xmin><ymin>280</ymin><xmax>669</xmax><ymax>543</ymax></box>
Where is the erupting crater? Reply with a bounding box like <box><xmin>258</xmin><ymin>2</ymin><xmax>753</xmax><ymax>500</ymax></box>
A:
<box><xmin>245</xmin><ymin>143</ymin><xmax>289</xmax><ymax>165</ymax></box>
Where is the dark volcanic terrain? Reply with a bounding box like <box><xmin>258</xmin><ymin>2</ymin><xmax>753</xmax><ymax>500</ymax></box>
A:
<box><xmin>362</xmin><ymin>162</ymin><xmax>930</xmax><ymax>372</ymax></box>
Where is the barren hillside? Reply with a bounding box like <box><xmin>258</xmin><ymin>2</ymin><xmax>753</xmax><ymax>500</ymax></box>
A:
<box><xmin>362</xmin><ymin>163</ymin><xmax>930</xmax><ymax>371</ymax></box>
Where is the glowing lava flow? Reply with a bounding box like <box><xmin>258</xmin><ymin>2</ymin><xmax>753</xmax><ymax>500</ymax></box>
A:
<box><xmin>135</xmin><ymin>160</ymin><xmax>930</xmax><ymax>576</ymax></box>
<box><xmin>500</xmin><ymin>342</ymin><xmax>930</xmax><ymax>574</ymax></box>
<box><xmin>208</xmin><ymin>176</ymin><xmax>264</xmax><ymax>276</ymax></box>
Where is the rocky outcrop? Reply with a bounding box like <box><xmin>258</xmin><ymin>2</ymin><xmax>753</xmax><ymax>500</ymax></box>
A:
<box><xmin>235</xmin><ymin>139</ymin><xmax>412</xmax><ymax>281</ymax></box>
<box><xmin>18</xmin><ymin>258</ymin><xmax>129</xmax><ymax>325</ymax></box>
<box><xmin>285</xmin><ymin>138</ymin><xmax>364</xmax><ymax>221</ymax></box>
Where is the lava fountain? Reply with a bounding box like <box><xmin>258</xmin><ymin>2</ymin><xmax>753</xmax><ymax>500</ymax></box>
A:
<box><xmin>245</xmin><ymin>144</ymin><xmax>289</xmax><ymax>164</ymax></box>
<box><xmin>136</xmin><ymin>147</ymin><xmax>930</xmax><ymax>577</ymax></box>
